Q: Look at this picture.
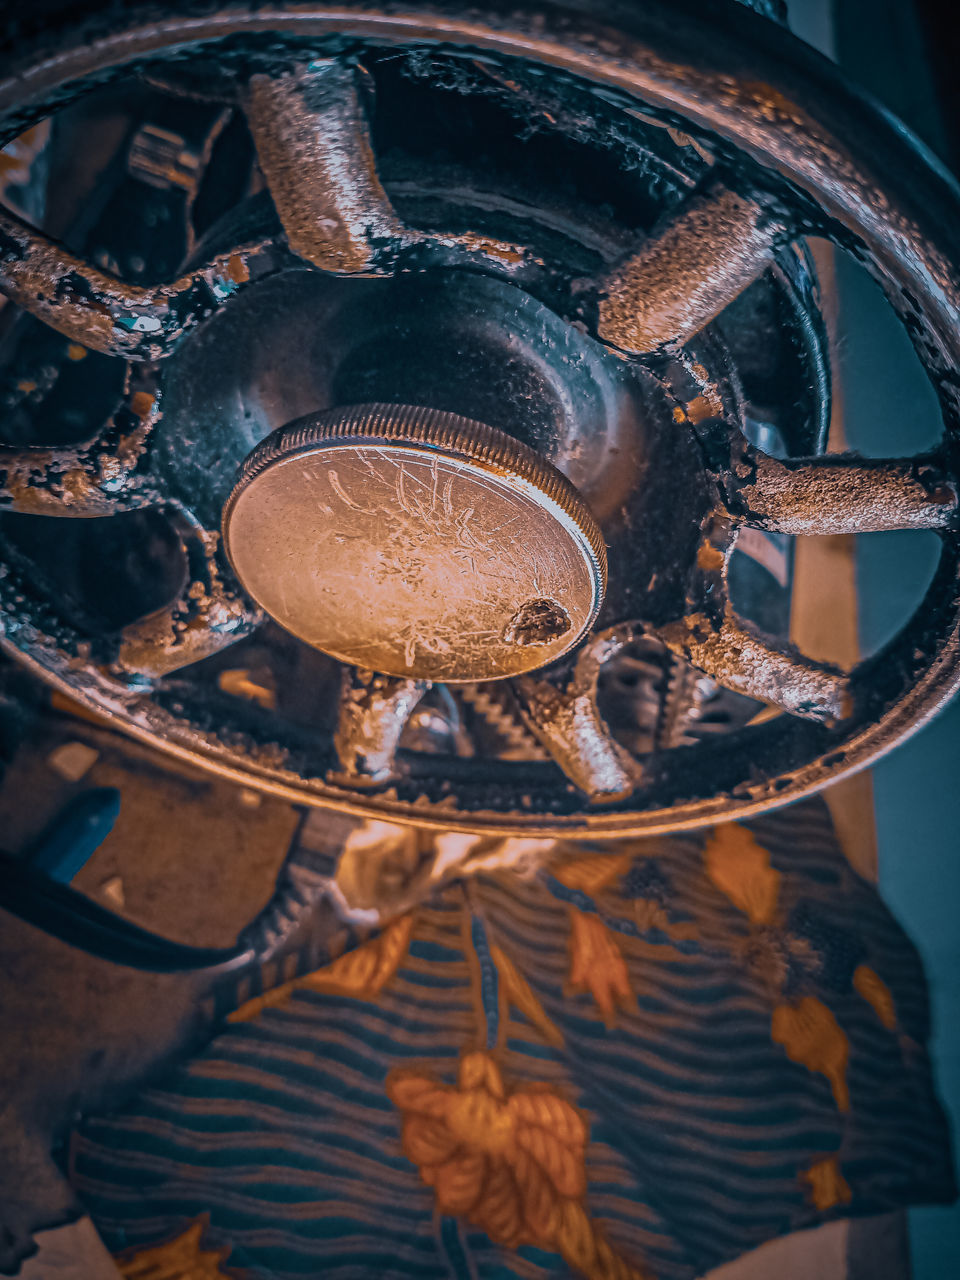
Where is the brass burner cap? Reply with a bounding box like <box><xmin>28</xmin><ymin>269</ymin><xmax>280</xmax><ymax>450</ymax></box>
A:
<box><xmin>223</xmin><ymin>404</ymin><xmax>607</xmax><ymax>682</ymax></box>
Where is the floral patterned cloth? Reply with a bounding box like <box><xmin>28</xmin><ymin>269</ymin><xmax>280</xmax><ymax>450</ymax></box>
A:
<box><xmin>71</xmin><ymin>799</ymin><xmax>955</xmax><ymax>1280</ymax></box>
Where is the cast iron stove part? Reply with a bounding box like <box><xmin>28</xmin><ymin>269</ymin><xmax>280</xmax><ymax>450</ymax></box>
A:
<box><xmin>222</xmin><ymin>403</ymin><xmax>607</xmax><ymax>683</ymax></box>
<box><xmin>0</xmin><ymin>0</ymin><xmax>958</xmax><ymax>838</ymax></box>
<box><xmin>597</xmin><ymin>633</ymin><xmax>768</xmax><ymax>757</ymax></box>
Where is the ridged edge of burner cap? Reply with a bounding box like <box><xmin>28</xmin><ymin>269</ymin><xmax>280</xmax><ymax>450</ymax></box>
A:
<box><xmin>223</xmin><ymin>402</ymin><xmax>608</xmax><ymax>607</ymax></box>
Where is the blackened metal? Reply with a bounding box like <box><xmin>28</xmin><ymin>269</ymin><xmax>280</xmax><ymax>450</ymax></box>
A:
<box><xmin>0</xmin><ymin>1</ymin><xmax>955</xmax><ymax>837</ymax></box>
<box><xmin>117</xmin><ymin>508</ymin><xmax>259</xmax><ymax>677</ymax></box>
<box><xmin>150</xmin><ymin>264</ymin><xmax>642</xmax><ymax>533</ymax></box>
<box><xmin>457</xmin><ymin>682</ymin><xmax>549</xmax><ymax>761</ymax></box>
<box><xmin>0</xmin><ymin>367</ymin><xmax>163</xmax><ymax>515</ymax></box>
<box><xmin>0</xmin><ymin>207</ymin><xmax>289</xmax><ymax>360</ymax></box>
<box><xmin>245</xmin><ymin>59</ymin><xmax>410</xmax><ymax>273</ymax></box>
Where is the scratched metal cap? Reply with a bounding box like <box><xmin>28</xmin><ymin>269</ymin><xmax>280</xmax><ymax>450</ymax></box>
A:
<box><xmin>222</xmin><ymin>403</ymin><xmax>607</xmax><ymax>682</ymax></box>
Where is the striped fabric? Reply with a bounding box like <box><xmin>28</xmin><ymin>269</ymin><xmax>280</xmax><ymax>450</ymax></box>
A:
<box><xmin>70</xmin><ymin>799</ymin><xmax>954</xmax><ymax>1279</ymax></box>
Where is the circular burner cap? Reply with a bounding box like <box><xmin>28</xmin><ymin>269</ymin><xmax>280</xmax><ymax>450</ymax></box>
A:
<box><xmin>223</xmin><ymin>404</ymin><xmax>606</xmax><ymax>682</ymax></box>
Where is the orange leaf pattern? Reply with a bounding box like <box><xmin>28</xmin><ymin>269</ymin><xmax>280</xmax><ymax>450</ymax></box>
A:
<box><xmin>771</xmin><ymin>997</ymin><xmax>850</xmax><ymax>1112</ymax></box>
<box><xmin>491</xmin><ymin>942</ymin><xmax>564</xmax><ymax>1046</ymax></box>
<box><xmin>567</xmin><ymin>908</ymin><xmax>634</xmax><ymax>1027</ymax></box>
<box><xmin>68</xmin><ymin>800</ymin><xmax>956</xmax><ymax>1280</ymax></box>
<box><xmin>115</xmin><ymin>1219</ymin><xmax>233</xmax><ymax>1278</ymax></box>
<box><xmin>704</xmin><ymin>824</ymin><xmax>782</xmax><ymax>925</ymax></box>
<box><xmin>854</xmin><ymin>964</ymin><xmax>898</xmax><ymax>1031</ymax></box>
<box><xmin>553</xmin><ymin>851</ymin><xmax>633</xmax><ymax>895</ymax></box>
<box><xmin>228</xmin><ymin>914</ymin><xmax>414</xmax><ymax>1022</ymax></box>
<box><xmin>801</xmin><ymin>1156</ymin><xmax>853</xmax><ymax>1211</ymax></box>
<box><xmin>387</xmin><ymin>1052</ymin><xmax>650</xmax><ymax>1279</ymax></box>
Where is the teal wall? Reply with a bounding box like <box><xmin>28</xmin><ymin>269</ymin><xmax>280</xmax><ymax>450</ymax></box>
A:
<box><xmin>833</xmin><ymin>237</ymin><xmax>960</xmax><ymax>1280</ymax></box>
<box><xmin>788</xmin><ymin>1</ymin><xmax>960</xmax><ymax>1272</ymax></box>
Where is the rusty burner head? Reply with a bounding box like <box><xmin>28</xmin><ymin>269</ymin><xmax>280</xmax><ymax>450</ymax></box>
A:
<box><xmin>4</xmin><ymin>0</ymin><xmax>959</xmax><ymax>839</ymax></box>
<box><xmin>222</xmin><ymin>403</ymin><xmax>607</xmax><ymax>682</ymax></box>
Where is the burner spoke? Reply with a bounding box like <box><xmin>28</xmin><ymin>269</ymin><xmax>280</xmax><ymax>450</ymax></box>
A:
<box><xmin>595</xmin><ymin>184</ymin><xmax>790</xmax><ymax>353</ymax></box>
<box><xmin>245</xmin><ymin>60</ymin><xmax>410</xmax><ymax>275</ymax></box>
<box><xmin>653</xmin><ymin>608</ymin><xmax>851</xmax><ymax>723</ymax></box>
<box><xmin>333</xmin><ymin>669</ymin><xmax>429</xmax><ymax>782</ymax></box>
<box><xmin>734</xmin><ymin>450</ymin><xmax>959</xmax><ymax>534</ymax></box>
<box><xmin>117</xmin><ymin>511</ymin><xmax>259</xmax><ymax>677</ymax></box>
<box><xmin>0</xmin><ymin>211</ymin><xmax>285</xmax><ymax>360</ymax></box>
<box><xmin>514</xmin><ymin>626</ymin><xmax>642</xmax><ymax>800</ymax></box>
<box><xmin>0</xmin><ymin>373</ymin><xmax>163</xmax><ymax>515</ymax></box>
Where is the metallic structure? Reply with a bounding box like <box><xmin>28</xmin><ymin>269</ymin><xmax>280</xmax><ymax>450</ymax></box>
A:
<box><xmin>0</xmin><ymin>0</ymin><xmax>959</xmax><ymax>836</ymax></box>
<box><xmin>223</xmin><ymin>404</ymin><xmax>608</xmax><ymax>682</ymax></box>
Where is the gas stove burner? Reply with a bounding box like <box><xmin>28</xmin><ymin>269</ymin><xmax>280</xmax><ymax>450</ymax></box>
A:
<box><xmin>1</xmin><ymin>0</ymin><xmax>959</xmax><ymax>836</ymax></box>
<box><xmin>223</xmin><ymin>404</ymin><xmax>606</xmax><ymax>682</ymax></box>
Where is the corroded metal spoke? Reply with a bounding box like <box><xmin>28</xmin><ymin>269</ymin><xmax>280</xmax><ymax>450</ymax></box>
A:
<box><xmin>596</xmin><ymin>184</ymin><xmax>790</xmax><ymax>353</ymax></box>
<box><xmin>117</xmin><ymin>511</ymin><xmax>260</xmax><ymax>677</ymax></box>
<box><xmin>245</xmin><ymin>60</ymin><xmax>411</xmax><ymax>275</ymax></box>
<box><xmin>514</xmin><ymin>626</ymin><xmax>642</xmax><ymax>801</ymax></box>
<box><xmin>334</xmin><ymin>669</ymin><xmax>429</xmax><ymax>782</ymax></box>
<box><xmin>514</xmin><ymin>676</ymin><xmax>640</xmax><ymax>800</ymax></box>
<box><xmin>0</xmin><ymin>373</ymin><xmax>163</xmax><ymax>515</ymax></box>
<box><xmin>736</xmin><ymin>450</ymin><xmax>959</xmax><ymax>534</ymax></box>
<box><xmin>0</xmin><ymin>209</ymin><xmax>284</xmax><ymax>360</ymax></box>
<box><xmin>654</xmin><ymin>610</ymin><xmax>852</xmax><ymax>723</ymax></box>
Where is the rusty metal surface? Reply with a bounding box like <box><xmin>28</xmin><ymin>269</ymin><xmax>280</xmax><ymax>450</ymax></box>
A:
<box><xmin>0</xmin><ymin>0</ymin><xmax>958</xmax><ymax>836</ymax></box>
<box><xmin>736</xmin><ymin>449</ymin><xmax>959</xmax><ymax>535</ymax></box>
<box><xmin>333</xmin><ymin>667</ymin><xmax>427</xmax><ymax>780</ymax></box>
<box><xmin>0</xmin><ymin>369</ymin><xmax>163</xmax><ymax>516</ymax></box>
<box><xmin>223</xmin><ymin>404</ymin><xmax>606</xmax><ymax>682</ymax></box>
<box><xmin>245</xmin><ymin>59</ymin><xmax>410</xmax><ymax>274</ymax></box>
<box><xmin>0</xmin><ymin>202</ymin><xmax>565</xmax><ymax>362</ymax></box>
<box><xmin>117</xmin><ymin>515</ymin><xmax>259</xmax><ymax>678</ymax></box>
<box><xmin>656</xmin><ymin>610</ymin><xmax>852</xmax><ymax>723</ymax></box>
<box><xmin>0</xmin><ymin>207</ymin><xmax>287</xmax><ymax>361</ymax></box>
<box><xmin>514</xmin><ymin>625</ymin><xmax>642</xmax><ymax>799</ymax></box>
<box><xmin>597</xmin><ymin>184</ymin><xmax>788</xmax><ymax>353</ymax></box>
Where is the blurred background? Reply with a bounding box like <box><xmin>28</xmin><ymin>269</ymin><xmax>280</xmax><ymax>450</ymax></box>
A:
<box><xmin>789</xmin><ymin>0</ymin><xmax>960</xmax><ymax>1272</ymax></box>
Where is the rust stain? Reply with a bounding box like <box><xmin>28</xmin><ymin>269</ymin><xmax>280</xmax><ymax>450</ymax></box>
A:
<box><xmin>245</xmin><ymin>63</ymin><xmax>409</xmax><ymax>275</ymax></box>
<box><xmin>740</xmin><ymin>81</ymin><xmax>808</xmax><ymax>129</ymax></box>
<box><xmin>59</xmin><ymin>466</ymin><xmax>100</xmax><ymax>506</ymax></box>
<box><xmin>597</xmin><ymin>188</ymin><xmax>783</xmax><ymax>353</ymax></box>
<box><xmin>130</xmin><ymin>390</ymin><xmax>156</xmax><ymax>419</ymax></box>
<box><xmin>686</xmin><ymin>392</ymin><xmax>721</xmax><ymax>423</ymax></box>
<box><xmin>696</xmin><ymin>541</ymin><xmax>725</xmax><ymax>572</ymax></box>
<box><xmin>450</xmin><ymin>231</ymin><xmax>527</xmax><ymax>265</ymax></box>
<box><xmin>226</xmin><ymin>252</ymin><xmax>250</xmax><ymax>285</ymax></box>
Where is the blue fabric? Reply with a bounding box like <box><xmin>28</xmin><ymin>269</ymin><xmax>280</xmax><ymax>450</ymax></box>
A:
<box><xmin>70</xmin><ymin>799</ymin><xmax>955</xmax><ymax>1279</ymax></box>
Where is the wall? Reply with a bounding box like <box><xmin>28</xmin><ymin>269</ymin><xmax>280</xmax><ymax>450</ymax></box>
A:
<box><xmin>788</xmin><ymin>1</ymin><xmax>960</xmax><ymax>1273</ymax></box>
